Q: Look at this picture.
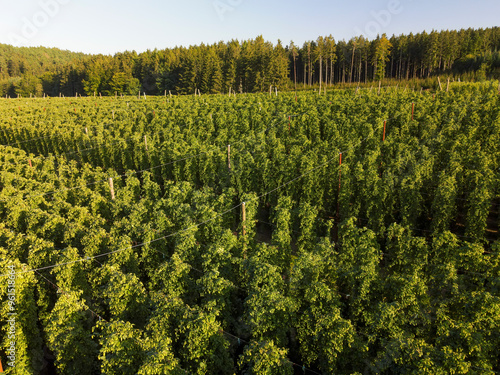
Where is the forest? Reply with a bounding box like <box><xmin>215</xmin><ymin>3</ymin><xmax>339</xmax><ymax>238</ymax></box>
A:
<box><xmin>0</xmin><ymin>27</ymin><xmax>499</xmax><ymax>98</ymax></box>
<box><xmin>0</xmin><ymin>82</ymin><xmax>499</xmax><ymax>374</ymax></box>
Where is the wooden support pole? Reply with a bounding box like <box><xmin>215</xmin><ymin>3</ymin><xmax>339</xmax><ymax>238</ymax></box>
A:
<box><xmin>438</xmin><ymin>76</ymin><xmax>443</xmax><ymax>91</ymax></box>
<box><xmin>446</xmin><ymin>77</ymin><xmax>450</xmax><ymax>92</ymax></box>
<box><xmin>378</xmin><ymin>80</ymin><xmax>381</xmax><ymax>95</ymax></box>
<box><xmin>109</xmin><ymin>178</ymin><xmax>115</xmax><ymax>200</ymax></box>
<box><xmin>85</xmin><ymin>127</ymin><xmax>88</xmax><ymax>135</ymax></box>
<box><xmin>383</xmin><ymin>120</ymin><xmax>387</xmax><ymax>142</ymax></box>
<box><xmin>144</xmin><ymin>135</ymin><xmax>148</xmax><ymax>151</ymax></box>
<box><xmin>28</xmin><ymin>159</ymin><xmax>32</xmax><ymax>168</ymax></box>
<box><xmin>138</xmin><ymin>91</ymin><xmax>141</xmax><ymax>99</ymax></box>
<box><xmin>227</xmin><ymin>145</ymin><xmax>231</xmax><ymax>171</ymax></box>
<box><xmin>242</xmin><ymin>202</ymin><xmax>246</xmax><ymax>236</ymax></box>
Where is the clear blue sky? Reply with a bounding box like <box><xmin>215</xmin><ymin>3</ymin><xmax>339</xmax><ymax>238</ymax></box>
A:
<box><xmin>1</xmin><ymin>0</ymin><xmax>499</xmax><ymax>55</ymax></box>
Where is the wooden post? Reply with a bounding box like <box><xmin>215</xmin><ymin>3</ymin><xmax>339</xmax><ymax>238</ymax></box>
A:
<box><xmin>164</xmin><ymin>90</ymin><xmax>167</xmax><ymax>97</ymax></box>
<box><xmin>85</xmin><ymin>127</ymin><xmax>88</xmax><ymax>135</ymax></box>
<box><xmin>112</xmin><ymin>110</ymin><xmax>115</xmax><ymax>119</ymax></box>
<box><xmin>138</xmin><ymin>91</ymin><xmax>141</xmax><ymax>99</ymax></box>
<box><xmin>0</xmin><ymin>357</ymin><xmax>4</xmax><ymax>372</ymax></box>
<box><xmin>109</xmin><ymin>178</ymin><xmax>115</xmax><ymax>200</ymax></box>
<box><xmin>144</xmin><ymin>135</ymin><xmax>148</xmax><ymax>151</ymax></box>
<box><xmin>383</xmin><ymin>120</ymin><xmax>387</xmax><ymax>142</ymax></box>
<box><xmin>242</xmin><ymin>202</ymin><xmax>246</xmax><ymax>236</ymax></box>
<box><xmin>227</xmin><ymin>145</ymin><xmax>231</xmax><ymax>171</ymax></box>
<box><xmin>438</xmin><ymin>76</ymin><xmax>443</xmax><ymax>91</ymax></box>
<box><xmin>28</xmin><ymin>159</ymin><xmax>32</xmax><ymax>168</ymax></box>
<box><xmin>446</xmin><ymin>77</ymin><xmax>450</xmax><ymax>92</ymax></box>
<box><xmin>275</xmin><ymin>87</ymin><xmax>278</xmax><ymax>96</ymax></box>
<box><xmin>411</xmin><ymin>102</ymin><xmax>415</xmax><ymax>120</ymax></box>
<box><xmin>269</xmin><ymin>85</ymin><xmax>272</xmax><ymax>96</ymax></box>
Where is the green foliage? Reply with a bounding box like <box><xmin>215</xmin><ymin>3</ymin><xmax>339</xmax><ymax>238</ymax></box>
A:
<box><xmin>96</xmin><ymin>320</ymin><xmax>144</xmax><ymax>375</ymax></box>
<box><xmin>45</xmin><ymin>291</ymin><xmax>98</xmax><ymax>375</ymax></box>
<box><xmin>0</xmin><ymin>83</ymin><xmax>499</xmax><ymax>374</ymax></box>
<box><xmin>238</xmin><ymin>340</ymin><xmax>292</xmax><ymax>375</ymax></box>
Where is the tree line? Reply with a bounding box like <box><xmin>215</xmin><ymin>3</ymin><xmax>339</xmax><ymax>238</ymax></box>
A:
<box><xmin>0</xmin><ymin>27</ymin><xmax>499</xmax><ymax>97</ymax></box>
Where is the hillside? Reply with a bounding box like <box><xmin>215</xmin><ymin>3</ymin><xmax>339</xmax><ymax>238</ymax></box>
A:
<box><xmin>0</xmin><ymin>27</ymin><xmax>499</xmax><ymax>98</ymax></box>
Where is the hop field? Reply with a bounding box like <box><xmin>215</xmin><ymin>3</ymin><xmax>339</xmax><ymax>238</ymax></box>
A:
<box><xmin>0</xmin><ymin>83</ymin><xmax>499</xmax><ymax>374</ymax></box>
